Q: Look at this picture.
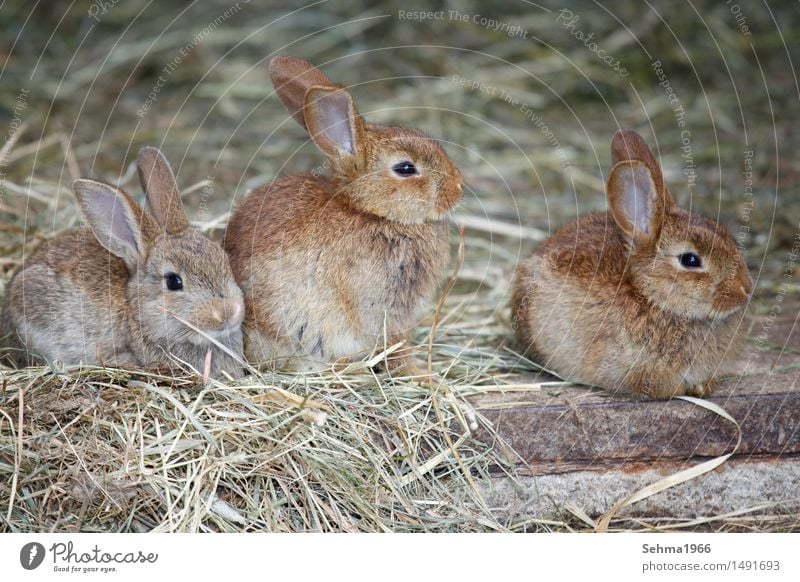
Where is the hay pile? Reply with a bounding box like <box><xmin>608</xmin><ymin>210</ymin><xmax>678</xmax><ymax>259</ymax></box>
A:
<box><xmin>1</xmin><ymin>0</ymin><xmax>798</xmax><ymax>531</ymax></box>
<box><xmin>0</xmin><ymin>359</ymin><xmax>540</xmax><ymax>532</ymax></box>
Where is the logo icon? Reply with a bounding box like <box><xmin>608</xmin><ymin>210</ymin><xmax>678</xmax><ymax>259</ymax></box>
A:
<box><xmin>20</xmin><ymin>542</ymin><xmax>46</xmax><ymax>570</ymax></box>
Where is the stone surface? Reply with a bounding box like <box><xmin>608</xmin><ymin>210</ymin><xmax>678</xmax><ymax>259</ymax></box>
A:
<box><xmin>481</xmin><ymin>458</ymin><xmax>800</xmax><ymax>524</ymax></box>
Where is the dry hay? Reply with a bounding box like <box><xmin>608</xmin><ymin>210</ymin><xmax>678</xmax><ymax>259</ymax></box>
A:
<box><xmin>0</xmin><ymin>347</ymin><xmax>551</xmax><ymax>532</ymax></box>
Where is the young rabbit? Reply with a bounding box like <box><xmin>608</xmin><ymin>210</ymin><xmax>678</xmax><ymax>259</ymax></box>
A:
<box><xmin>512</xmin><ymin>129</ymin><xmax>752</xmax><ymax>398</ymax></box>
<box><xmin>224</xmin><ymin>56</ymin><xmax>464</xmax><ymax>371</ymax></box>
<box><xmin>1</xmin><ymin>147</ymin><xmax>245</xmax><ymax>378</ymax></box>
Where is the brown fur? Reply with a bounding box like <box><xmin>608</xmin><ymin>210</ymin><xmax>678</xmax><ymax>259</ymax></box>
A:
<box><xmin>269</xmin><ymin>55</ymin><xmax>339</xmax><ymax>128</ymax></box>
<box><xmin>512</xmin><ymin>129</ymin><xmax>752</xmax><ymax>398</ymax></box>
<box><xmin>224</xmin><ymin>57</ymin><xmax>463</xmax><ymax>369</ymax></box>
<box><xmin>1</xmin><ymin>148</ymin><xmax>245</xmax><ymax>378</ymax></box>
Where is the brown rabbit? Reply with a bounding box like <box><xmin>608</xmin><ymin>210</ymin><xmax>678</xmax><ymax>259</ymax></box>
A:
<box><xmin>1</xmin><ymin>147</ymin><xmax>245</xmax><ymax>378</ymax></box>
<box><xmin>512</xmin><ymin>129</ymin><xmax>752</xmax><ymax>398</ymax></box>
<box><xmin>224</xmin><ymin>56</ymin><xmax>464</xmax><ymax>371</ymax></box>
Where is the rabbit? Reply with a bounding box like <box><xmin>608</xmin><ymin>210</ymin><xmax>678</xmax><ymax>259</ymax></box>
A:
<box><xmin>224</xmin><ymin>56</ymin><xmax>464</xmax><ymax>372</ymax></box>
<box><xmin>511</xmin><ymin>129</ymin><xmax>753</xmax><ymax>398</ymax></box>
<box><xmin>0</xmin><ymin>147</ymin><xmax>245</xmax><ymax>378</ymax></box>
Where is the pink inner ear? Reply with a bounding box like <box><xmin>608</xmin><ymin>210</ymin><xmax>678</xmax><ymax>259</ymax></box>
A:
<box><xmin>621</xmin><ymin>165</ymin><xmax>654</xmax><ymax>234</ymax></box>
<box><xmin>314</xmin><ymin>90</ymin><xmax>354</xmax><ymax>154</ymax></box>
<box><xmin>102</xmin><ymin>194</ymin><xmax>138</xmax><ymax>249</ymax></box>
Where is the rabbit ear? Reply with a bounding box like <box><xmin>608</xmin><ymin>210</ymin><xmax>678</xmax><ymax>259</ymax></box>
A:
<box><xmin>610</xmin><ymin>129</ymin><xmax>670</xmax><ymax>200</ymax></box>
<box><xmin>607</xmin><ymin>160</ymin><xmax>664</xmax><ymax>246</ymax></box>
<box><xmin>303</xmin><ymin>86</ymin><xmax>365</xmax><ymax>160</ymax></box>
<box><xmin>269</xmin><ymin>56</ymin><xmax>338</xmax><ymax>128</ymax></box>
<box><xmin>73</xmin><ymin>179</ymin><xmax>149</xmax><ymax>269</ymax></box>
<box><xmin>137</xmin><ymin>146</ymin><xmax>189</xmax><ymax>235</ymax></box>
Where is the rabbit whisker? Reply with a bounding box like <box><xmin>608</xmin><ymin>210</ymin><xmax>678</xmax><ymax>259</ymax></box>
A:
<box><xmin>161</xmin><ymin>308</ymin><xmax>246</xmax><ymax>366</ymax></box>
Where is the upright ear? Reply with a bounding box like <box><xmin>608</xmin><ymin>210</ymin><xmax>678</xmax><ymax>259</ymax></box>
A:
<box><xmin>303</xmin><ymin>86</ymin><xmax>365</xmax><ymax>160</ymax></box>
<box><xmin>610</xmin><ymin>129</ymin><xmax>667</xmax><ymax>196</ymax></box>
<box><xmin>137</xmin><ymin>146</ymin><xmax>189</xmax><ymax>235</ymax></box>
<box><xmin>269</xmin><ymin>56</ymin><xmax>338</xmax><ymax>128</ymax></box>
<box><xmin>73</xmin><ymin>179</ymin><xmax>148</xmax><ymax>270</ymax></box>
<box><xmin>607</xmin><ymin>160</ymin><xmax>664</xmax><ymax>246</ymax></box>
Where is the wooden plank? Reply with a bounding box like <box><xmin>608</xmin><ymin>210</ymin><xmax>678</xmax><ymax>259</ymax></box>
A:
<box><xmin>475</xmin><ymin>375</ymin><xmax>800</xmax><ymax>475</ymax></box>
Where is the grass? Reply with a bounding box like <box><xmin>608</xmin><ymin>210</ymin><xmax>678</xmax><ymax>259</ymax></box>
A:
<box><xmin>1</xmin><ymin>0</ymin><xmax>799</xmax><ymax>532</ymax></box>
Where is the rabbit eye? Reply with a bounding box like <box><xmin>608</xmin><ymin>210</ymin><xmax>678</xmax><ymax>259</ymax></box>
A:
<box><xmin>392</xmin><ymin>161</ymin><xmax>418</xmax><ymax>177</ymax></box>
<box><xmin>164</xmin><ymin>273</ymin><xmax>183</xmax><ymax>291</ymax></box>
<box><xmin>678</xmin><ymin>253</ymin><xmax>702</xmax><ymax>269</ymax></box>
